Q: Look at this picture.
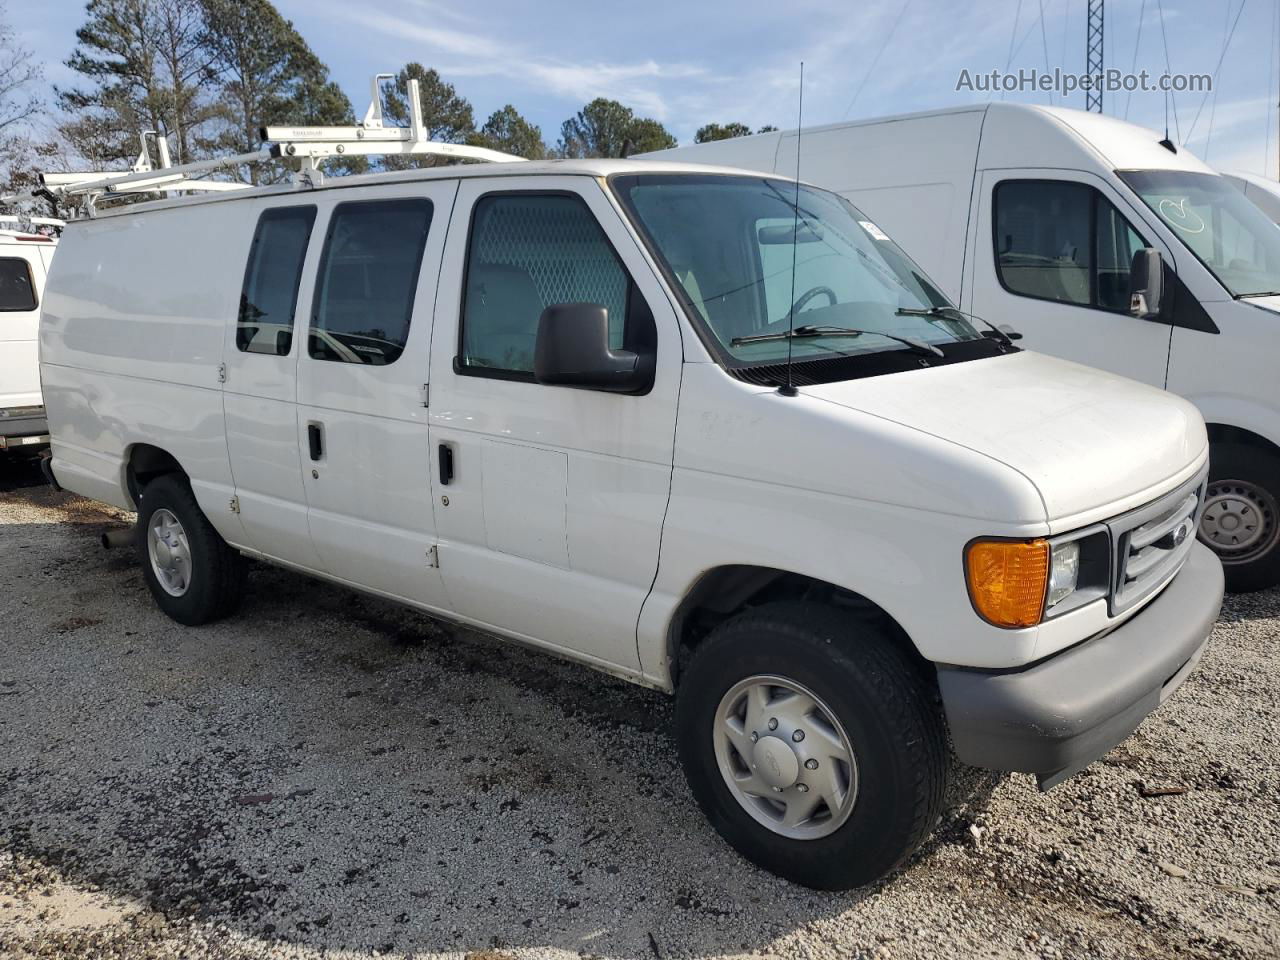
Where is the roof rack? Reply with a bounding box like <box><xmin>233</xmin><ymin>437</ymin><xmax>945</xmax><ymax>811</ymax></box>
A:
<box><xmin>2</xmin><ymin>75</ymin><xmax>526</xmax><ymax>218</ymax></box>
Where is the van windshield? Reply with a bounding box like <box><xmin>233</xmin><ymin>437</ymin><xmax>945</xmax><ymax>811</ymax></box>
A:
<box><xmin>1119</xmin><ymin>169</ymin><xmax>1280</xmax><ymax>298</ymax></box>
<box><xmin>611</xmin><ymin>174</ymin><xmax>983</xmax><ymax>367</ymax></box>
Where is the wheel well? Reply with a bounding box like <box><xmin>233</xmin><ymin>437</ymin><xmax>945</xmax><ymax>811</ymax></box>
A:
<box><xmin>125</xmin><ymin>444</ymin><xmax>186</xmax><ymax>505</ymax></box>
<box><xmin>1207</xmin><ymin>423</ymin><xmax>1280</xmax><ymax>461</ymax></box>
<box><xmin>667</xmin><ymin>565</ymin><xmax>924</xmax><ymax>687</ymax></box>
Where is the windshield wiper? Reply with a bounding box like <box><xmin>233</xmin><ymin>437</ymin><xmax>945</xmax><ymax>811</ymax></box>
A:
<box><xmin>895</xmin><ymin>306</ymin><xmax>1020</xmax><ymax>345</ymax></box>
<box><xmin>731</xmin><ymin>324</ymin><xmax>944</xmax><ymax>357</ymax></box>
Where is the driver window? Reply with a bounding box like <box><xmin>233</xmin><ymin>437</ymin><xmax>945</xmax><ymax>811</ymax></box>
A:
<box><xmin>994</xmin><ymin>180</ymin><xmax>1150</xmax><ymax>313</ymax></box>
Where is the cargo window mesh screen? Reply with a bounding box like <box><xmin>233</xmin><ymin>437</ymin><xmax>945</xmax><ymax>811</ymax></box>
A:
<box><xmin>469</xmin><ymin>195</ymin><xmax>628</xmax><ymax>355</ymax></box>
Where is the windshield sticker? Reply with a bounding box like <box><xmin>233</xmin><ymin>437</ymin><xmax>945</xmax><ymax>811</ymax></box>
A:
<box><xmin>858</xmin><ymin>219</ymin><xmax>891</xmax><ymax>242</ymax></box>
<box><xmin>1157</xmin><ymin>197</ymin><xmax>1206</xmax><ymax>234</ymax></box>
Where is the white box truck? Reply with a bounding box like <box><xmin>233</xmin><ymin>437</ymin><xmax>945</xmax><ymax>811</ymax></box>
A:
<box><xmin>39</xmin><ymin>146</ymin><xmax>1221</xmax><ymax>889</ymax></box>
<box><xmin>647</xmin><ymin>104</ymin><xmax>1280</xmax><ymax>591</ymax></box>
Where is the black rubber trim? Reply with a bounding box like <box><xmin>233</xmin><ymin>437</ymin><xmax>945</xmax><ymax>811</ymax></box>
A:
<box><xmin>937</xmin><ymin>541</ymin><xmax>1223</xmax><ymax>790</ymax></box>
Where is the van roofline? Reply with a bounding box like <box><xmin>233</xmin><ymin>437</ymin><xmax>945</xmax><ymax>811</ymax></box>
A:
<box><xmin>640</xmin><ymin>102</ymin><xmax>1218</xmax><ymax>177</ymax></box>
<box><xmin>62</xmin><ymin>159</ymin><xmax>799</xmax><ymax>223</ymax></box>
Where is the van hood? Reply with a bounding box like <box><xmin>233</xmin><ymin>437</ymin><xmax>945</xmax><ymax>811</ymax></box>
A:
<box><xmin>803</xmin><ymin>350</ymin><xmax>1207</xmax><ymax>525</ymax></box>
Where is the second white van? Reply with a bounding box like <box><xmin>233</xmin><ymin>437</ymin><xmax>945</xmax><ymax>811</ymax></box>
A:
<box><xmin>648</xmin><ymin>104</ymin><xmax>1280</xmax><ymax>591</ymax></box>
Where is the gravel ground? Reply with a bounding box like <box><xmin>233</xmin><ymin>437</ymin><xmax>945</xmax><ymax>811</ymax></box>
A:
<box><xmin>1</xmin><ymin>459</ymin><xmax>1278</xmax><ymax>960</ymax></box>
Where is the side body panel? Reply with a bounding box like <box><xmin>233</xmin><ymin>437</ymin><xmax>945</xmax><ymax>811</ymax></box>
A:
<box><xmin>773</xmin><ymin>111</ymin><xmax>984</xmax><ymax>300</ymax></box>
<box><xmin>293</xmin><ymin>180</ymin><xmax>457</xmax><ymax>606</ymax></box>
<box><xmin>221</xmin><ymin>199</ymin><xmax>324</xmax><ymax>568</ymax></box>
<box><xmin>39</xmin><ymin>205</ymin><xmax>243</xmax><ymax>539</ymax></box>
<box><xmin>427</xmin><ymin>174</ymin><xmax>683</xmax><ymax>676</ymax></box>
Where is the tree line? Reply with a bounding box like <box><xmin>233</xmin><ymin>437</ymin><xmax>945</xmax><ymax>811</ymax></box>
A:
<box><xmin>0</xmin><ymin>0</ymin><xmax>774</xmax><ymax>198</ymax></box>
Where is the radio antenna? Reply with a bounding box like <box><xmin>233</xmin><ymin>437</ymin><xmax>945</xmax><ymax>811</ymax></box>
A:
<box><xmin>779</xmin><ymin>61</ymin><xmax>804</xmax><ymax>398</ymax></box>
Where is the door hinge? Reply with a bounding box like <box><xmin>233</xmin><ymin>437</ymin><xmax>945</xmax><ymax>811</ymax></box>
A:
<box><xmin>420</xmin><ymin>383</ymin><xmax>430</xmax><ymax>408</ymax></box>
<box><xmin>217</xmin><ymin>362</ymin><xmax>227</xmax><ymax>383</ymax></box>
<box><xmin>425</xmin><ymin>544</ymin><xmax>439</xmax><ymax>568</ymax></box>
<box><xmin>229</xmin><ymin>495</ymin><xmax>240</xmax><ymax>514</ymax></box>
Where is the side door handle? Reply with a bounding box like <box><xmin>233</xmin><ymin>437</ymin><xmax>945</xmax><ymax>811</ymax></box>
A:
<box><xmin>438</xmin><ymin>443</ymin><xmax>454</xmax><ymax>485</ymax></box>
<box><xmin>307</xmin><ymin>422</ymin><xmax>324</xmax><ymax>461</ymax></box>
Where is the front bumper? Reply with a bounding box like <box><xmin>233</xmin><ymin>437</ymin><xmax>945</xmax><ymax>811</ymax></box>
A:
<box><xmin>937</xmin><ymin>541</ymin><xmax>1224</xmax><ymax>790</ymax></box>
<box><xmin>0</xmin><ymin>407</ymin><xmax>49</xmax><ymax>450</ymax></box>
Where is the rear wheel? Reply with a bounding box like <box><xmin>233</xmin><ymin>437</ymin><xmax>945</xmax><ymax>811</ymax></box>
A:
<box><xmin>1200</xmin><ymin>443</ymin><xmax>1280</xmax><ymax>592</ymax></box>
<box><xmin>136</xmin><ymin>474</ymin><xmax>246</xmax><ymax>624</ymax></box>
<box><xmin>675</xmin><ymin>602</ymin><xmax>948</xmax><ymax>890</ymax></box>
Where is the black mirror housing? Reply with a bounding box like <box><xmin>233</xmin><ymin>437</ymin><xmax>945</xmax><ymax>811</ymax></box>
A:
<box><xmin>534</xmin><ymin>302</ymin><xmax>654</xmax><ymax>394</ymax></box>
<box><xmin>1129</xmin><ymin>248</ymin><xmax>1165</xmax><ymax>319</ymax></box>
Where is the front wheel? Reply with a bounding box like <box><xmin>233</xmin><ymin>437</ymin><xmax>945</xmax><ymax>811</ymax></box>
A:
<box><xmin>1200</xmin><ymin>443</ymin><xmax>1280</xmax><ymax>592</ymax></box>
<box><xmin>136</xmin><ymin>474</ymin><xmax>247</xmax><ymax>625</ymax></box>
<box><xmin>675</xmin><ymin>603</ymin><xmax>948</xmax><ymax>890</ymax></box>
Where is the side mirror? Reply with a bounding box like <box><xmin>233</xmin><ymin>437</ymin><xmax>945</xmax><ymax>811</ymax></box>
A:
<box><xmin>1129</xmin><ymin>248</ymin><xmax>1165</xmax><ymax>319</ymax></box>
<box><xmin>534</xmin><ymin>303</ymin><xmax>653</xmax><ymax>394</ymax></box>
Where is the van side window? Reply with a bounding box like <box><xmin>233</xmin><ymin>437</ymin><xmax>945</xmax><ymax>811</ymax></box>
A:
<box><xmin>994</xmin><ymin>180</ymin><xmax>1148</xmax><ymax>313</ymax></box>
<box><xmin>310</xmin><ymin>199</ymin><xmax>433</xmax><ymax>366</ymax></box>
<box><xmin>237</xmin><ymin>206</ymin><xmax>316</xmax><ymax>355</ymax></box>
<box><xmin>458</xmin><ymin>193</ymin><xmax>634</xmax><ymax>378</ymax></box>
<box><xmin>0</xmin><ymin>257</ymin><xmax>37</xmax><ymax>311</ymax></box>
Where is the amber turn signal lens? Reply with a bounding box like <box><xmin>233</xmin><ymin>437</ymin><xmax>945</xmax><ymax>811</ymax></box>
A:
<box><xmin>965</xmin><ymin>539</ymin><xmax>1050</xmax><ymax>628</ymax></box>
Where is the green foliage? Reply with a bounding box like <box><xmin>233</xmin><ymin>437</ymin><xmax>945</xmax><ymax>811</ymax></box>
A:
<box><xmin>694</xmin><ymin>121</ymin><xmax>752</xmax><ymax>143</ymax></box>
<box><xmin>468</xmin><ymin>104</ymin><xmax>545</xmax><ymax>160</ymax></box>
<box><xmin>58</xmin><ymin>0</ymin><xmax>220</xmax><ymax>166</ymax></box>
<box><xmin>200</xmin><ymin>0</ymin><xmax>359</xmax><ymax>181</ymax></box>
<box><xmin>382</xmin><ymin>63</ymin><xmax>474</xmax><ymax>169</ymax></box>
<box><xmin>757</xmin><ymin>125</ymin><xmax>779</xmax><ymax>133</ymax></box>
<box><xmin>557</xmin><ymin>99</ymin><xmax>675</xmax><ymax>158</ymax></box>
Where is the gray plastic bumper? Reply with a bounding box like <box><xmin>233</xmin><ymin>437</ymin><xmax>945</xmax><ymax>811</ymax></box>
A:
<box><xmin>937</xmin><ymin>541</ymin><xmax>1224</xmax><ymax>790</ymax></box>
<box><xmin>0</xmin><ymin>407</ymin><xmax>49</xmax><ymax>449</ymax></box>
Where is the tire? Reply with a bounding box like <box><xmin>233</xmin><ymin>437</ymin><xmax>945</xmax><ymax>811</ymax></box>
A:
<box><xmin>1201</xmin><ymin>443</ymin><xmax>1280</xmax><ymax>592</ymax></box>
<box><xmin>135</xmin><ymin>474</ymin><xmax>246</xmax><ymax>625</ymax></box>
<box><xmin>675</xmin><ymin>602</ymin><xmax>948</xmax><ymax>890</ymax></box>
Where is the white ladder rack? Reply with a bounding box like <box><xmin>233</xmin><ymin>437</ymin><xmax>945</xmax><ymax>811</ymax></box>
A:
<box><xmin>3</xmin><ymin>75</ymin><xmax>526</xmax><ymax>217</ymax></box>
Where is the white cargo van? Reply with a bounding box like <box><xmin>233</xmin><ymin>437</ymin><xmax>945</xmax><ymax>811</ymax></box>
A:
<box><xmin>648</xmin><ymin>104</ymin><xmax>1280</xmax><ymax>591</ymax></box>
<box><xmin>41</xmin><ymin>154</ymin><xmax>1222</xmax><ymax>890</ymax></box>
<box><xmin>0</xmin><ymin>221</ymin><xmax>56</xmax><ymax>453</ymax></box>
<box><xmin>1223</xmin><ymin>170</ymin><xmax>1280</xmax><ymax>224</ymax></box>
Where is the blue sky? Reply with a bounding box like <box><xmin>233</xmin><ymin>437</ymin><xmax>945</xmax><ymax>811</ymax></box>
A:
<box><xmin>12</xmin><ymin>0</ymin><xmax>1280</xmax><ymax>175</ymax></box>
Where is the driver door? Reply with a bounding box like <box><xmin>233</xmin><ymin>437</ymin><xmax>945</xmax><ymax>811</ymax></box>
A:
<box><xmin>426</xmin><ymin>176</ymin><xmax>683</xmax><ymax>671</ymax></box>
<box><xmin>967</xmin><ymin>169</ymin><xmax>1174</xmax><ymax>387</ymax></box>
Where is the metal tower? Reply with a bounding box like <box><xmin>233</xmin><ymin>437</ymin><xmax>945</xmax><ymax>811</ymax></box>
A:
<box><xmin>1086</xmin><ymin>0</ymin><xmax>1105</xmax><ymax>113</ymax></box>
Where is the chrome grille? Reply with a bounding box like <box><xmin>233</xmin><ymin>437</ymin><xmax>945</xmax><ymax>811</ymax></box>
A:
<box><xmin>1108</xmin><ymin>468</ymin><xmax>1208</xmax><ymax>616</ymax></box>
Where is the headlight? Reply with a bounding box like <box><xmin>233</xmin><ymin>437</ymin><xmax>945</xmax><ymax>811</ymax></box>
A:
<box><xmin>965</xmin><ymin>539</ymin><xmax>1049</xmax><ymax>628</ymax></box>
<box><xmin>1046</xmin><ymin>541</ymin><xmax>1081</xmax><ymax>609</ymax></box>
<box><xmin>966</xmin><ymin>531</ymin><xmax>1108</xmax><ymax>629</ymax></box>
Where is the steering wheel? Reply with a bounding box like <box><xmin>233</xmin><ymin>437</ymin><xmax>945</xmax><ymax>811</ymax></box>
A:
<box><xmin>784</xmin><ymin>285</ymin><xmax>837</xmax><ymax>323</ymax></box>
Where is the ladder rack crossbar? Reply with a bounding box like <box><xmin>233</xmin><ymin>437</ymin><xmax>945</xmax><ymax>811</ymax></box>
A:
<box><xmin>1</xmin><ymin>76</ymin><xmax>527</xmax><ymax>215</ymax></box>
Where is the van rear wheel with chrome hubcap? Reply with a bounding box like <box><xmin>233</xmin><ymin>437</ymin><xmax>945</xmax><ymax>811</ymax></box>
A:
<box><xmin>1202</xmin><ymin>443</ymin><xmax>1280</xmax><ymax>592</ymax></box>
<box><xmin>147</xmin><ymin>508</ymin><xmax>191</xmax><ymax>597</ymax></box>
<box><xmin>136</xmin><ymin>474</ymin><xmax>247</xmax><ymax>625</ymax></box>
<box><xmin>676</xmin><ymin>602</ymin><xmax>948</xmax><ymax>890</ymax></box>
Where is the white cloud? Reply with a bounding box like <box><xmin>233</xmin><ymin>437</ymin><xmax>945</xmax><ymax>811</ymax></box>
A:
<box><xmin>315</xmin><ymin>0</ymin><xmax>711</xmax><ymax>121</ymax></box>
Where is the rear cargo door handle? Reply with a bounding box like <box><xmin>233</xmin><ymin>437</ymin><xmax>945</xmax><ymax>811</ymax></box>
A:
<box><xmin>438</xmin><ymin>443</ymin><xmax>454</xmax><ymax>485</ymax></box>
<box><xmin>307</xmin><ymin>422</ymin><xmax>323</xmax><ymax>461</ymax></box>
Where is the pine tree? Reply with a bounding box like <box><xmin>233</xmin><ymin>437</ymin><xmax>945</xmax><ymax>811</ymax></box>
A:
<box><xmin>58</xmin><ymin>0</ymin><xmax>219</xmax><ymax>167</ymax></box>
<box><xmin>557</xmin><ymin>99</ymin><xmax>675</xmax><ymax>158</ymax></box>
<box><xmin>469</xmin><ymin>105</ymin><xmax>545</xmax><ymax>160</ymax></box>
<box><xmin>381</xmin><ymin>64</ymin><xmax>474</xmax><ymax>169</ymax></box>
<box><xmin>201</xmin><ymin>0</ymin><xmax>358</xmax><ymax>181</ymax></box>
